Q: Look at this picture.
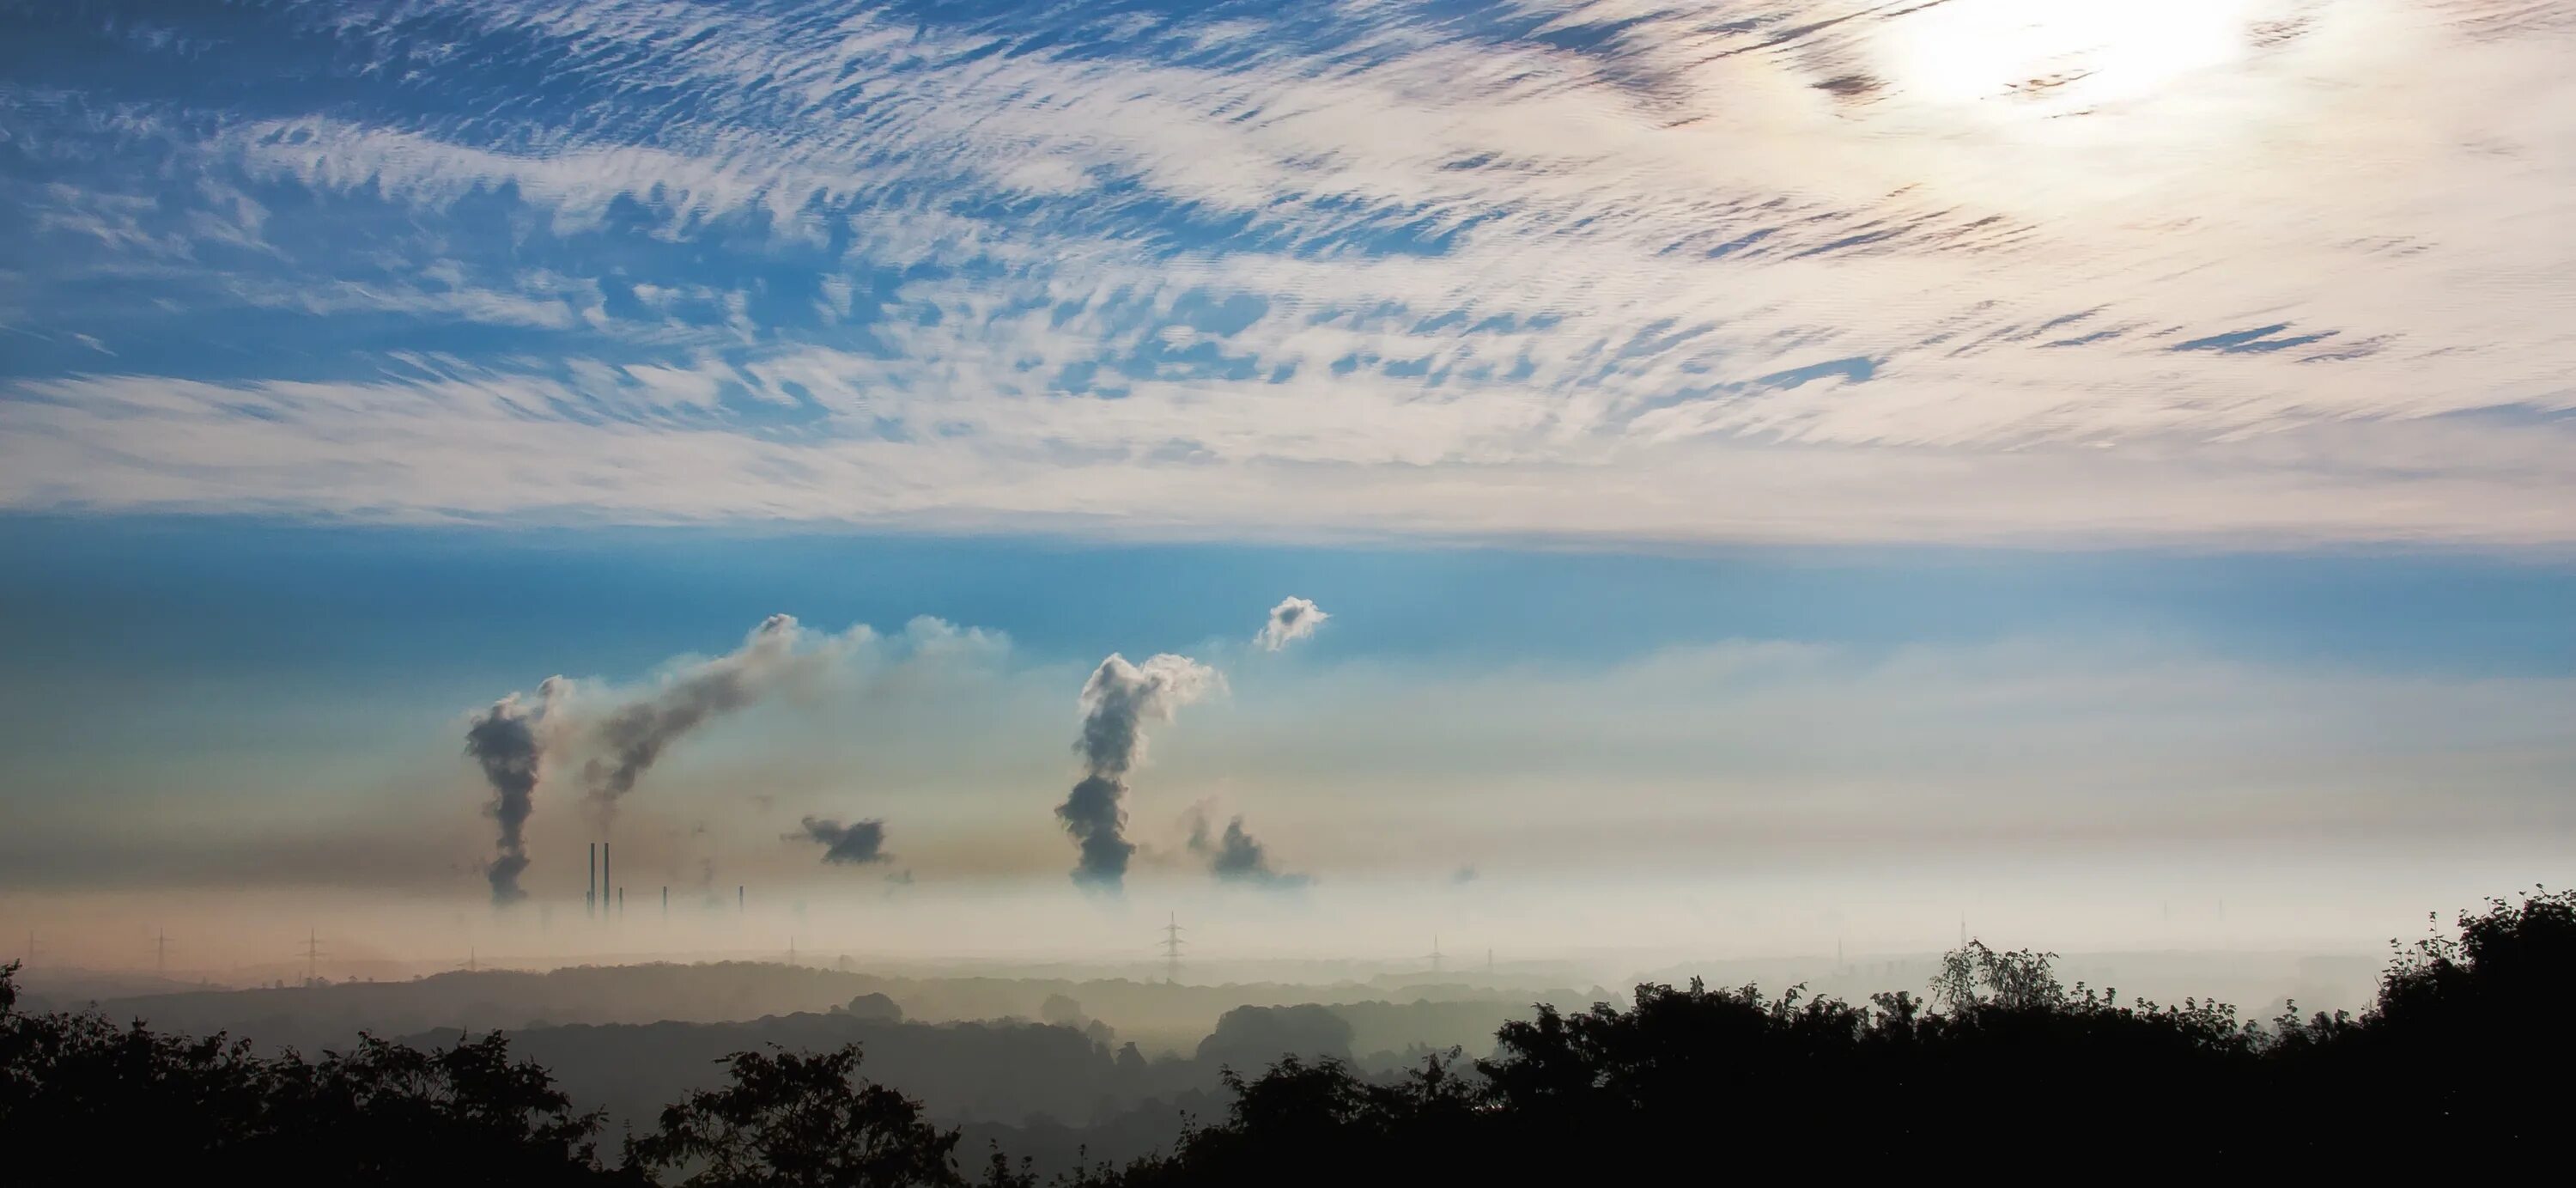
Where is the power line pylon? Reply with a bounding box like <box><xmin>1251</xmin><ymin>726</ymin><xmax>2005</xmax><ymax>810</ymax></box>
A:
<box><xmin>1159</xmin><ymin>913</ymin><xmax>1187</xmax><ymax>984</ymax></box>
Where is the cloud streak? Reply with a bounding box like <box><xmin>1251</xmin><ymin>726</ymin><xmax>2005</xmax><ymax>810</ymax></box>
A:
<box><xmin>0</xmin><ymin>1</ymin><xmax>2570</xmax><ymax>545</ymax></box>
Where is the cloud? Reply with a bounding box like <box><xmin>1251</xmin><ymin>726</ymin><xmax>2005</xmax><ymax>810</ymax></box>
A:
<box><xmin>10</xmin><ymin>629</ymin><xmax>2576</xmax><ymax>904</ymax></box>
<box><xmin>1255</xmin><ymin>597</ymin><xmax>1330</xmax><ymax>653</ymax></box>
<box><xmin>1058</xmin><ymin>653</ymin><xmax>1222</xmax><ymax>892</ymax></box>
<box><xmin>1187</xmin><ymin>807</ymin><xmax>1311</xmax><ymax>890</ymax></box>
<box><xmin>793</xmin><ymin>816</ymin><xmax>890</xmax><ymax>866</ymax></box>
<box><xmin>453</xmin><ymin>612</ymin><xmax>1002</xmax><ymax>891</ymax></box>
<box><xmin>0</xmin><ymin>1</ymin><xmax>2567</xmax><ymax>545</ymax></box>
<box><xmin>462</xmin><ymin>687</ymin><xmax>554</xmax><ymax>905</ymax></box>
<box><xmin>576</xmin><ymin>614</ymin><xmax>817</xmax><ymax>824</ymax></box>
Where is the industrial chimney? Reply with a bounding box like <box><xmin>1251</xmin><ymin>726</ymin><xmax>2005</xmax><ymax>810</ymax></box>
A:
<box><xmin>603</xmin><ymin>843</ymin><xmax>612</xmax><ymax>919</ymax></box>
<box><xmin>587</xmin><ymin>843</ymin><xmax>597</xmax><ymax>917</ymax></box>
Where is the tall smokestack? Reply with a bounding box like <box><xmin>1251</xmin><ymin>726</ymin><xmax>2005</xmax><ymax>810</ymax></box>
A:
<box><xmin>738</xmin><ymin>885</ymin><xmax>745</xmax><ymax>913</ymax></box>
<box><xmin>588</xmin><ymin>843</ymin><xmax>597</xmax><ymax>917</ymax></box>
<box><xmin>662</xmin><ymin>886</ymin><xmax>668</xmax><ymax>920</ymax></box>
<box><xmin>603</xmin><ymin>843</ymin><xmax>611</xmax><ymax>919</ymax></box>
<box><xmin>618</xmin><ymin>886</ymin><xmax>624</xmax><ymax>915</ymax></box>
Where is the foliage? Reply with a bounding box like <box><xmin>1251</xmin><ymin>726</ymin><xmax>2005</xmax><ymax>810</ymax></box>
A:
<box><xmin>6</xmin><ymin>884</ymin><xmax>2573</xmax><ymax>1183</ymax></box>
<box><xmin>624</xmin><ymin>1045</ymin><xmax>963</xmax><ymax>1188</ymax></box>
<box><xmin>0</xmin><ymin>960</ymin><xmax>625</xmax><ymax>1185</ymax></box>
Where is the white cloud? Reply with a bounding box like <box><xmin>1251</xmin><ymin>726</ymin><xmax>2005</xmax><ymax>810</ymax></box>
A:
<box><xmin>1255</xmin><ymin>597</ymin><xmax>1330</xmax><ymax>652</ymax></box>
<box><xmin>3</xmin><ymin>0</ymin><xmax>2571</xmax><ymax>544</ymax></box>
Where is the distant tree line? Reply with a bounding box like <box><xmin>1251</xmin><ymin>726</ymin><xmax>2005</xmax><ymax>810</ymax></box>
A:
<box><xmin>4</xmin><ymin>886</ymin><xmax>2568</xmax><ymax>1184</ymax></box>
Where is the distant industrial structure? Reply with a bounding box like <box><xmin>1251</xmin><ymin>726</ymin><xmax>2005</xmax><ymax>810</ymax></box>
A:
<box><xmin>585</xmin><ymin>841</ymin><xmax>631</xmax><ymax>919</ymax></box>
<box><xmin>1160</xmin><ymin>913</ymin><xmax>1187</xmax><ymax>984</ymax></box>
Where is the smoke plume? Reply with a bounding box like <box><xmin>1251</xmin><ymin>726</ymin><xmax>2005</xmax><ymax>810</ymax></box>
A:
<box><xmin>793</xmin><ymin>816</ymin><xmax>890</xmax><ymax>865</ymax></box>
<box><xmin>1058</xmin><ymin>653</ymin><xmax>1220</xmax><ymax>891</ymax></box>
<box><xmin>580</xmin><ymin>613</ymin><xmax>812</xmax><ymax>821</ymax></box>
<box><xmin>1255</xmin><ymin>596</ymin><xmax>1329</xmax><ymax>652</ymax></box>
<box><xmin>463</xmin><ymin>683</ymin><xmax>558</xmax><ymax>905</ymax></box>
<box><xmin>1187</xmin><ymin>808</ymin><xmax>1312</xmax><ymax>889</ymax></box>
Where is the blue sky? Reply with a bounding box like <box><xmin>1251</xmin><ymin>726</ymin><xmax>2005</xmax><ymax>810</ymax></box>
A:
<box><xmin>2</xmin><ymin>2</ymin><xmax>2571</xmax><ymax>964</ymax></box>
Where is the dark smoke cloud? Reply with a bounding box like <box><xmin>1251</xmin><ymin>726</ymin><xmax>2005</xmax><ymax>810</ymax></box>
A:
<box><xmin>1058</xmin><ymin>653</ymin><xmax>1219</xmax><ymax>892</ymax></box>
<box><xmin>1187</xmin><ymin>808</ymin><xmax>1312</xmax><ymax>890</ymax></box>
<box><xmin>793</xmin><ymin>816</ymin><xmax>890</xmax><ymax>865</ymax></box>
<box><xmin>1255</xmin><ymin>596</ymin><xmax>1329</xmax><ymax>652</ymax></box>
<box><xmin>580</xmin><ymin>613</ymin><xmax>811</xmax><ymax>822</ymax></box>
<box><xmin>463</xmin><ymin>683</ymin><xmax>558</xmax><ymax>905</ymax></box>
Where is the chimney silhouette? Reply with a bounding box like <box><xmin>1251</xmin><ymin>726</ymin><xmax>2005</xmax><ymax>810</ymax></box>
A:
<box><xmin>587</xmin><ymin>843</ymin><xmax>598</xmax><ymax>917</ymax></box>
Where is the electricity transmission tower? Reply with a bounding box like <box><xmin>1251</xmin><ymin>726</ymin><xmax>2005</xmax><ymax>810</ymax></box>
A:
<box><xmin>301</xmin><ymin>929</ymin><xmax>327</xmax><ymax>985</ymax></box>
<box><xmin>1159</xmin><ymin>913</ymin><xmax>1187</xmax><ymax>984</ymax></box>
<box><xmin>155</xmin><ymin>929</ymin><xmax>174</xmax><ymax>977</ymax></box>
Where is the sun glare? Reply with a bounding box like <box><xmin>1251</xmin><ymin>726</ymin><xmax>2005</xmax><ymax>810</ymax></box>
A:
<box><xmin>1879</xmin><ymin>0</ymin><xmax>2253</xmax><ymax>116</ymax></box>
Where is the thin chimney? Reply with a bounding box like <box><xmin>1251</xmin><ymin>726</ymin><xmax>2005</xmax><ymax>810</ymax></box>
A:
<box><xmin>603</xmin><ymin>843</ymin><xmax>611</xmax><ymax>918</ymax></box>
<box><xmin>587</xmin><ymin>843</ymin><xmax>598</xmax><ymax>917</ymax></box>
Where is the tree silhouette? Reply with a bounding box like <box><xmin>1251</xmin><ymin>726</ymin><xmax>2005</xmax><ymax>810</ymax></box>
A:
<box><xmin>8</xmin><ymin>884</ymin><xmax>2573</xmax><ymax>1182</ymax></box>
<box><xmin>624</xmin><ymin>1044</ymin><xmax>964</xmax><ymax>1187</ymax></box>
<box><xmin>0</xmin><ymin>960</ymin><xmax>625</xmax><ymax>1184</ymax></box>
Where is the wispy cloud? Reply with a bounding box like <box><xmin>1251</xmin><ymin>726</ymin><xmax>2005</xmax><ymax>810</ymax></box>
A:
<box><xmin>2</xmin><ymin>0</ymin><xmax>2569</xmax><ymax>544</ymax></box>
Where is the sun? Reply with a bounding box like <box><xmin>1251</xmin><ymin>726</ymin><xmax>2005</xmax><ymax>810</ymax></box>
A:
<box><xmin>1875</xmin><ymin>0</ymin><xmax>2253</xmax><ymax>118</ymax></box>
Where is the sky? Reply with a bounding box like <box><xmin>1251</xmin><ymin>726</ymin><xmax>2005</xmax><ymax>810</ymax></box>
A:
<box><xmin>1</xmin><ymin>1</ymin><xmax>2571</xmax><ymax>976</ymax></box>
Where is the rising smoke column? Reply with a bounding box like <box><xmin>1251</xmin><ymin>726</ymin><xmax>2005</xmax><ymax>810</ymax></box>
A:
<box><xmin>464</xmin><ymin>680</ymin><xmax>560</xmax><ymax>905</ymax></box>
<box><xmin>1255</xmin><ymin>597</ymin><xmax>1329</xmax><ymax>652</ymax></box>
<box><xmin>581</xmin><ymin>613</ymin><xmax>811</xmax><ymax>822</ymax></box>
<box><xmin>1059</xmin><ymin>653</ymin><xmax>1220</xmax><ymax>891</ymax></box>
<box><xmin>1187</xmin><ymin>808</ymin><xmax>1311</xmax><ymax>890</ymax></box>
<box><xmin>793</xmin><ymin>816</ymin><xmax>890</xmax><ymax>865</ymax></box>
